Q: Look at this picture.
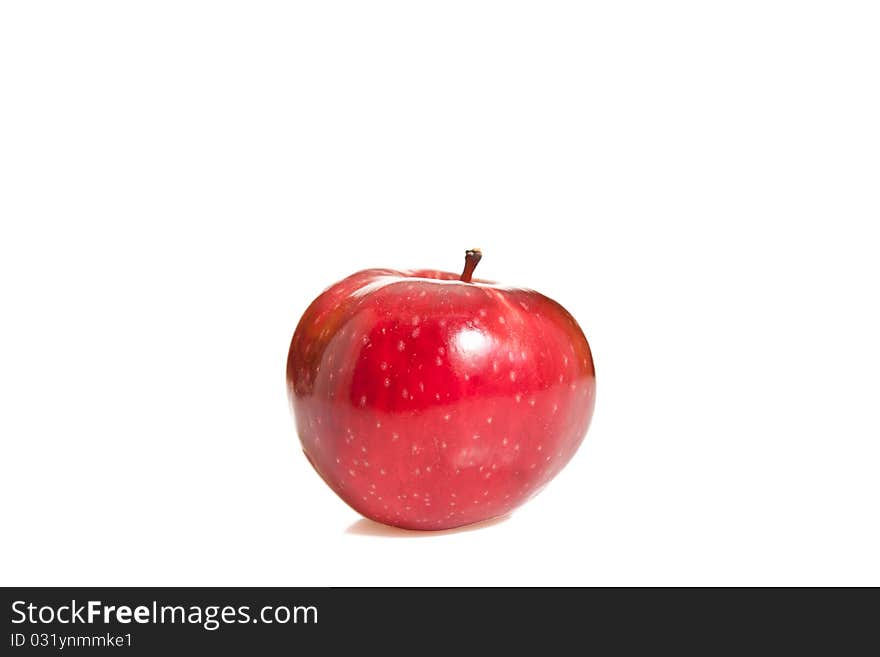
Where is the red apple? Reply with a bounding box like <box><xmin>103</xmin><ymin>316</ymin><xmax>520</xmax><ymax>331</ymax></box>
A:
<box><xmin>286</xmin><ymin>250</ymin><xmax>596</xmax><ymax>530</ymax></box>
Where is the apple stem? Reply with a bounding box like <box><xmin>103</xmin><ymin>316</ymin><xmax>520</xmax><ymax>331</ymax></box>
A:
<box><xmin>460</xmin><ymin>249</ymin><xmax>482</xmax><ymax>283</ymax></box>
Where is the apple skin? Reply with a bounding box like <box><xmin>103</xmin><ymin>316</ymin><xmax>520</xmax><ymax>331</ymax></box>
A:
<box><xmin>286</xmin><ymin>262</ymin><xmax>595</xmax><ymax>530</ymax></box>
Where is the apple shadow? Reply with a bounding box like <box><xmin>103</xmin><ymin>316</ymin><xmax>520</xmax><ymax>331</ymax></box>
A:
<box><xmin>345</xmin><ymin>513</ymin><xmax>512</xmax><ymax>538</ymax></box>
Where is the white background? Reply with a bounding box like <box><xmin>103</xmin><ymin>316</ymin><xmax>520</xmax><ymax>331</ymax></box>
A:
<box><xmin>1</xmin><ymin>2</ymin><xmax>878</xmax><ymax>586</ymax></box>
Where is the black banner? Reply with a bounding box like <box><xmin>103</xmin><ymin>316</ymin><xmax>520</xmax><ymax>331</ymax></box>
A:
<box><xmin>1</xmin><ymin>587</ymin><xmax>874</xmax><ymax>653</ymax></box>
